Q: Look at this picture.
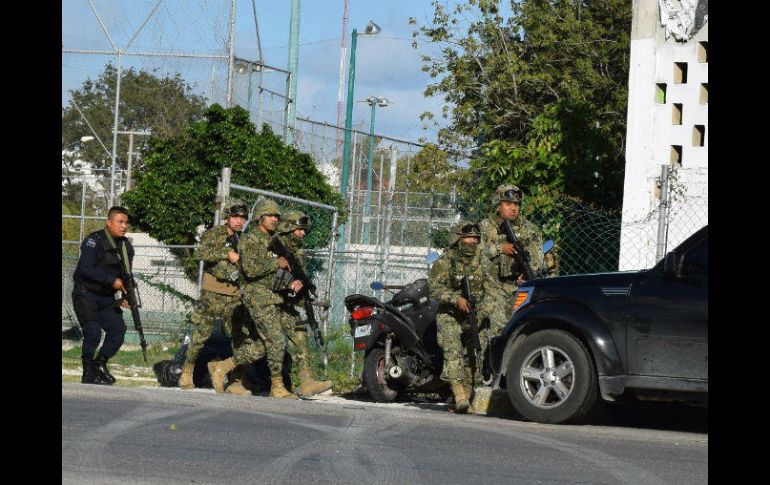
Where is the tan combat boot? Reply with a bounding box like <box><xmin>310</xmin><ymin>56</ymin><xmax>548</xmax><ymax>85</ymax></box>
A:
<box><xmin>226</xmin><ymin>380</ymin><xmax>252</xmax><ymax>396</ymax></box>
<box><xmin>466</xmin><ymin>385</ymin><xmax>479</xmax><ymax>414</ymax></box>
<box><xmin>471</xmin><ymin>386</ymin><xmax>493</xmax><ymax>415</ymax></box>
<box><xmin>451</xmin><ymin>382</ymin><xmax>470</xmax><ymax>414</ymax></box>
<box><xmin>269</xmin><ymin>377</ymin><xmax>298</xmax><ymax>399</ymax></box>
<box><xmin>297</xmin><ymin>367</ymin><xmax>333</xmax><ymax>397</ymax></box>
<box><xmin>179</xmin><ymin>363</ymin><xmax>196</xmax><ymax>389</ymax></box>
<box><xmin>208</xmin><ymin>357</ymin><xmax>236</xmax><ymax>393</ymax></box>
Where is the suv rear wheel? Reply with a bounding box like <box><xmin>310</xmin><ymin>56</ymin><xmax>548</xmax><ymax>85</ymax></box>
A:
<box><xmin>506</xmin><ymin>329</ymin><xmax>597</xmax><ymax>424</ymax></box>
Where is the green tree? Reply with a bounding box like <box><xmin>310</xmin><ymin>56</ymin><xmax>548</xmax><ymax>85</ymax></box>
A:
<box><xmin>122</xmin><ymin>104</ymin><xmax>344</xmax><ymax>280</ymax></box>
<box><xmin>61</xmin><ymin>63</ymin><xmax>207</xmax><ymax>172</ymax></box>
<box><xmin>415</xmin><ymin>0</ymin><xmax>631</xmax><ymax>209</ymax></box>
<box><xmin>394</xmin><ymin>143</ymin><xmax>467</xmax><ymax>194</ymax></box>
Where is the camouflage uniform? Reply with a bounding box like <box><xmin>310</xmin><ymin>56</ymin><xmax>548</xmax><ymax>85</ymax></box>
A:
<box><xmin>428</xmin><ymin>225</ymin><xmax>507</xmax><ymax>392</ymax></box>
<box><xmin>274</xmin><ymin>217</ymin><xmax>311</xmax><ymax>373</ymax></box>
<box><xmin>185</xmin><ymin>224</ymin><xmax>243</xmax><ymax>367</ymax></box>
<box><xmin>479</xmin><ymin>184</ymin><xmax>548</xmax><ymax>303</ymax></box>
<box><xmin>237</xmin><ymin>200</ymin><xmax>285</xmax><ymax>379</ymax></box>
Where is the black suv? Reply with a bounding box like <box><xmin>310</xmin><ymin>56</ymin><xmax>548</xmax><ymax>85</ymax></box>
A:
<box><xmin>489</xmin><ymin>225</ymin><xmax>708</xmax><ymax>424</ymax></box>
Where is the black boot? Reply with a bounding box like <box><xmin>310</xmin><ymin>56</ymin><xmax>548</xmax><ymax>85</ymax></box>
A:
<box><xmin>81</xmin><ymin>356</ymin><xmax>109</xmax><ymax>385</ymax></box>
<box><xmin>93</xmin><ymin>353</ymin><xmax>116</xmax><ymax>385</ymax></box>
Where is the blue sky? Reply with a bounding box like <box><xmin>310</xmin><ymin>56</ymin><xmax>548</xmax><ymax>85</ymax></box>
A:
<box><xmin>235</xmin><ymin>0</ymin><xmax>449</xmax><ymax>142</ymax></box>
<box><xmin>62</xmin><ymin>0</ymin><xmax>476</xmax><ymax>144</ymax></box>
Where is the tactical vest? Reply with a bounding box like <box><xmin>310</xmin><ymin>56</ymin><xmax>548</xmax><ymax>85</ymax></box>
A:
<box><xmin>448</xmin><ymin>248</ymin><xmax>486</xmax><ymax>296</ymax></box>
<box><xmin>483</xmin><ymin>214</ymin><xmax>538</xmax><ymax>281</ymax></box>
<box><xmin>205</xmin><ymin>228</ymin><xmax>241</xmax><ymax>283</ymax></box>
<box><xmin>73</xmin><ymin>229</ymin><xmax>127</xmax><ymax>296</ymax></box>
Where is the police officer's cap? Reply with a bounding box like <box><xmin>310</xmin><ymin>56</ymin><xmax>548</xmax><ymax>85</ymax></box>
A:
<box><xmin>493</xmin><ymin>183</ymin><xmax>524</xmax><ymax>205</ymax></box>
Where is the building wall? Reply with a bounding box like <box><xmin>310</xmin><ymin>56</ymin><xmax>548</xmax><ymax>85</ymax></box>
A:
<box><xmin>619</xmin><ymin>0</ymin><xmax>708</xmax><ymax>270</ymax></box>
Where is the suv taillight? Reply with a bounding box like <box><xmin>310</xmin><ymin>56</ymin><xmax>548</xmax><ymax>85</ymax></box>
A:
<box><xmin>351</xmin><ymin>307</ymin><xmax>373</xmax><ymax>320</ymax></box>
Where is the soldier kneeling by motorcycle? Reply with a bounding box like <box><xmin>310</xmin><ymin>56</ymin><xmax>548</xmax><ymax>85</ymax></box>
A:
<box><xmin>428</xmin><ymin>221</ymin><xmax>507</xmax><ymax>414</ymax></box>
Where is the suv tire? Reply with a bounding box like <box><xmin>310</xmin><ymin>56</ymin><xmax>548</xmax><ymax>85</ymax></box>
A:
<box><xmin>506</xmin><ymin>329</ymin><xmax>597</xmax><ymax>423</ymax></box>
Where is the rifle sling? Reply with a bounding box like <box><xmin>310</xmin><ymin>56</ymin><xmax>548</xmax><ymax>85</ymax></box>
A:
<box><xmin>103</xmin><ymin>228</ymin><xmax>131</xmax><ymax>275</ymax></box>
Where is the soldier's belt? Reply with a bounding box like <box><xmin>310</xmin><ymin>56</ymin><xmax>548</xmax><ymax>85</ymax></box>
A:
<box><xmin>202</xmin><ymin>272</ymin><xmax>240</xmax><ymax>296</ymax></box>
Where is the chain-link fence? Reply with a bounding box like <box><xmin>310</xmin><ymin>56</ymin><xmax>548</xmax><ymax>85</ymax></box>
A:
<box><xmin>61</xmin><ymin>3</ymin><xmax>707</xmax><ymax>342</ymax></box>
<box><xmin>62</xmin><ymin>0</ymin><xmax>292</xmax><ymax>209</ymax></box>
<box><xmin>63</xmin><ymin>239</ymin><xmax>197</xmax><ymax>342</ymax></box>
<box><xmin>62</xmin><ymin>165</ymin><xmax>707</xmax><ymax>340</ymax></box>
<box><xmin>619</xmin><ymin>165</ymin><xmax>708</xmax><ymax>271</ymax></box>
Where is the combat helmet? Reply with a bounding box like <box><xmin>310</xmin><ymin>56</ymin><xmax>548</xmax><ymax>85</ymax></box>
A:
<box><xmin>253</xmin><ymin>197</ymin><xmax>282</xmax><ymax>220</ymax></box>
<box><xmin>492</xmin><ymin>183</ymin><xmax>524</xmax><ymax>205</ymax></box>
<box><xmin>449</xmin><ymin>220</ymin><xmax>482</xmax><ymax>247</ymax></box>
<box><xmin>277</xmin><ymin>210</ymin><xmax>312</xmax><ymax>234</ymax></box>
<box><xmin>222</xmin><ymin>199</ymin><xmax>249</xmax><ymax>219</ymax></box>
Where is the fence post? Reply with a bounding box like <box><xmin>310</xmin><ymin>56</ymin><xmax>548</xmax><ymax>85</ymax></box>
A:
<box><xmin>401</xmin><ymin>154</ymin><xmax>411</xmax><ymax>252</ymax></box>
<box><xmin>427</xmin><ymin>191</ymin><xmax>435</xmax><ymax>256</ymax></box>
<box><xmin>321</xmin><ymin>210</ymin><xmax>339</xmax><ymax>371</ymax></box>
<box><xmin>655</xmin><ymin>164</ymin><xmax>670</xmax><ymax>262</ymax></box>
<box><xmin>382</xmin><ymin>148</ymin><xmax>397</xmax><ymax>278</ymax></box>
<box><xmin>79</xmin><ymin>175</ymin><xmax>87</xmax><ymax>243</ymax></box>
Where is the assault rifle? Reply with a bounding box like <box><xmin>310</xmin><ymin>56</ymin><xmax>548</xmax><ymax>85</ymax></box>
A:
<box><xmin>460</xmin><ymin>276</ymin><xmax>482</xmax><ymax>354</ymax></box>
<box><xmin>501</xmin><ymin>219</ymin><xmax>535</xmax><ymax>282</ymax></box>
<box><xmin>121</xmin><ymin>271</ymin><xmax>148</xmax><ymax>363</ymax></box>
<box><xmin>267</xmin><ymin>236</ymin><xmax>324</xmax><ymax>347</ymax></box>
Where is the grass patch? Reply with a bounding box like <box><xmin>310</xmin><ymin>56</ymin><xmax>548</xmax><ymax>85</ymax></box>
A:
<box><xmin>62</xmin><ymin>342</ymin><xmax>178</xmax><ymax>369</ymax></box>
<box><xmin>305</xmin><ymin>326</ymin><xmax>363</xmax><ymax>394</ymax></box>
<box><xmin>62</xmin><ymin>326</ymin><xmax>366</xmax><ymax>394</ymax></box>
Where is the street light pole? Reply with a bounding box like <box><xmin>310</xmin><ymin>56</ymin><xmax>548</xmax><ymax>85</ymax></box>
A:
<box><xmin>338</xmin><ymin>20</ymin><xmax>381</xmax><ymax>251</ymax></box>
<box><xmin>339</xmin><ymin>28</ymin><xmax>358</xmax><ymax>202</ymax></box>
<box><xmin>362</xmin><ymin>96</ymin><xmax>390</xmax><ymax>244</ymax></box>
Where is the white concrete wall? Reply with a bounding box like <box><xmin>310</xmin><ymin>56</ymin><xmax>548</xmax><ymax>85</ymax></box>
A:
<box><xmin>619</xmin><ymin>0</ymin><xmax>708</xmax><ymax>270</ymax></box>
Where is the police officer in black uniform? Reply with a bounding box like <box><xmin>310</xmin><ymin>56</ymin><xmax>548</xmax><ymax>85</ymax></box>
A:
<box><xmin>71</xmin><ymin>206</ymin><xmax>135</xmax><ymax>385</ymax></box>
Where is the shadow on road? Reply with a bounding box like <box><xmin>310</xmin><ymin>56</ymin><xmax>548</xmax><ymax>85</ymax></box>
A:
<box><xmin>576</xmin><ymin>400</ymin><xmax>708</xmax><ymax>433</ymax></box>
<box><xmin>488</xmin><ymin>394</ymin><xmax>708</xmax><ymax>433</ymax></box>
<box><xmin>338</xmin><ymin>388</ymin><xmax>708</xmax><ymax>434</ymax></box>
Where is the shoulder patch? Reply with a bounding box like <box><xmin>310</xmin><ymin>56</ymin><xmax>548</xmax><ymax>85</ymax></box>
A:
<box><xmin>86</xmin><ymin>238</ymin><xmax>97</xmax><ymax>248</ymax></box>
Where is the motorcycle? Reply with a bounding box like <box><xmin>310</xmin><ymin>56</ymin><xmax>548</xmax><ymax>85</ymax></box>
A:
<box><xmin>344</xmin><ymin>275</ymin><xmax>450</xmax><ymax>402</ymax></box>
<box><xmin>344</xmin><ymin>239</ymin><xmax>556</xmax><ymax>404</ymax></box>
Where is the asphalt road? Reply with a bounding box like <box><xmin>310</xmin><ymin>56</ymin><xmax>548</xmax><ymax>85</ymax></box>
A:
<box><xmin>62</xmin><ymin>383</ymin><xmax>707</xmax><ymax>484</ymax></box>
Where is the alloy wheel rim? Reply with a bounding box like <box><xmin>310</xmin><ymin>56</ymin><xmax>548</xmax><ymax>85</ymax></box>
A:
<box><xmin>519</xmin><ymin>345</ymin><xmax>575</xmax><ymax>409</ymax></box>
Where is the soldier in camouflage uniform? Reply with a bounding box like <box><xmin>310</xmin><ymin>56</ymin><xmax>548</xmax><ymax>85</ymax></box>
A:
<box><xmin>428</xmin><ymin>221</ymin><xmax>507</xmax><ymax>414</ymax></box>
<box><xmin>179</xmin><ymin>200</ymin><xmax>248</xmax><ymax>392</ymax></box>
<box><xmin>236</xmin><ymin>198</ymin><xmax>297</xmax><ymax>399</ymax></box>
<box><xmin>479</xmin><ymin>184</ymin><xmax>551</xmax><ymax>304</ymax></box>
<box><xmin>273</xmin><ymin>211</ymin><xmax>333</xmax><ymax>397</ymax></box>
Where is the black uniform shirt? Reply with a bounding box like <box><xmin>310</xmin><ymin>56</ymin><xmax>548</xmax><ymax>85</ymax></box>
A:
<box><xmin>73</xmin><ymin>229</ymin><xmax>135</xmax><ymax>295</ymax></box>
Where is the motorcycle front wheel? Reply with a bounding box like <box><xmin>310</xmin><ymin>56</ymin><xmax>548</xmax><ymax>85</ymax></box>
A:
<box><xmin>363</xmin><ymin>348</ymin><xmax>402</xmax><ymax>402</ymax></box>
